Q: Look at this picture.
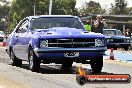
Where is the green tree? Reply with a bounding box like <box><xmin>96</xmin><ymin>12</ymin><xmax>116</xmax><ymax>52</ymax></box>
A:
<box><xmin>52</xmin><ymin>0</ymin><xmax>78</xmax><ymax>15</ymax></box>
<box><xmin>0</xmin><ymin>0</ymin><xmax>10</xmax><ymax>32</ymax></box>
<box><xmin>110</xmin><ymin>0</ymin><xmax>128</xmax><ymax>15</ymax></box>
<box><xmin>8</xmin><ymin>0</ymin><xmax>78</xmax><ymax>31</ymax></box>
<box><xmin>79</xmin><ymin>1</ymin><xmax>106</xmax><ymax>16</ymax></box>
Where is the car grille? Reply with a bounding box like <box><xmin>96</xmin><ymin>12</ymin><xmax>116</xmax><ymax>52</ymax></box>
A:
<box><xmin>48</xmin><ymin>38</ymin><xmax>96</xmax><ymax>48</ymax></box>
<box><xmin>113</xmin><ymin>39</ymin><xmax>124</xmax><ymax>43</ymax></box>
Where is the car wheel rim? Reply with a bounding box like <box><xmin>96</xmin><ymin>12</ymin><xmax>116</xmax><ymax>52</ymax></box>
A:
<box><xmin>10</xmin><ymin>51</ymin><xmax>14</xmax><ymax>63</ymax></box>
<box><xmin>29</xmin><ymin>51</ymin><xmax>33</xmax><ymax>68</ymax></box>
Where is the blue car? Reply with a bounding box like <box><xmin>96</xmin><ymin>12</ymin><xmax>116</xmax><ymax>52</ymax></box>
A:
<box><xmin>103</xmin><ymin>29</ymin><xmax>131</xmax><ymax>50</ymax></box>
<box><xmin>6</xmin><ymin>15</ymin><xmax>107</xmax><ymax>73</ymax></box>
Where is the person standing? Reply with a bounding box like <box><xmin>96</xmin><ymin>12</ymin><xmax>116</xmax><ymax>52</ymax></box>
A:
<box><xmin>123</xmin><ymin>29</ymin><xmax>127</xmax><ymax>36</ymax></box>
<box><xmin>93</xmin><ymin>15</ymin><xmax>107</xmax><ymax>34</ymax></box>
<box><xmin>126</xmin><ymin>29</ymin><xmax>131</xmax><ymax>38</ymax></box>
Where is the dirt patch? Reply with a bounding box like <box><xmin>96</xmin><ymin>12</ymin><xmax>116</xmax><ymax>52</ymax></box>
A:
<box><xmin>0</xmin><ymin>74</ymin><xmax>30</xmax><ymax>88</ymax></box>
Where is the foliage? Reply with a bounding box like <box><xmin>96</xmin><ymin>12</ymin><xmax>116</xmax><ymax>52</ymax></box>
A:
<box><xmin>0</xmin><ymin>0</ymin><xmax>10</xmax><ymax>31</ymax></box>
<box><xmin>79</xmin><ymin>1</ymin><xmax>106</xmax><ymax>16</ymax></box>
<box><xmin>109</xmin><ymin>0</ymin><xmax>128</xmax><ymax>15</ymax></box>
<box><xmin>52</xmin><ymin>0</ymin><xmax>78</xmax><ymax>15</ymax></box>
<box><xmin>8</xmin><ymin>0</ymin><xmax>78</xmax><ymax>31</ymax></box>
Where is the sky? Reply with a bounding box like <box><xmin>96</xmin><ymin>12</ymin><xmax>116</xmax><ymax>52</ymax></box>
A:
<box><xmin>75</xmin><ymin>0</ymin><xmax>132</xmax><ymax>9</ymax></box>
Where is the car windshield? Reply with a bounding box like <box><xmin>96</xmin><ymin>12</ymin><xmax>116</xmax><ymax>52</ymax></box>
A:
<box><xmin>118</xmin><ymin>30</ymin><xmax>123</xmax><ymax>36</ymax></box>
<box><xmin>103</xmin><ymin>30</ymin><xmax>117</xmax><ymax>36</ymax></box>
<box><xmin>30</xmin><ymin>17</ymin><xmax>84</xmax><ymax>30</ymax></box>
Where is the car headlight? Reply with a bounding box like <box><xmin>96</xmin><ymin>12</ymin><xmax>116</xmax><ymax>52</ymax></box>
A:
<box><xmin>95</xmin><ymin>39</ymin><xmax>104</xmax><ymax>46</ymax></box>
<box><xmin>40</xmin><ymin>40</ymin><xmax>48</xmax><ymax>47</ymax></box>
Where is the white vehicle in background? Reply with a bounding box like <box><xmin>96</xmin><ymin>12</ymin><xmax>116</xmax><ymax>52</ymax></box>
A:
<box><xmin>0</xmin><ymin>31</ymin><xmax>6</xmax><ymax>42</ymax></box>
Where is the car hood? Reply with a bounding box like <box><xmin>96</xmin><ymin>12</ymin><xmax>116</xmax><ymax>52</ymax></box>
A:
<box><xmin>33</xmin><ymin>27</ymin><xmax>105</xmax><ymax>38</ymax></box>
<box><xmin>105</xmin><ymin>35</ymin><xmax>130</xmax><ymax>39</ymax></box>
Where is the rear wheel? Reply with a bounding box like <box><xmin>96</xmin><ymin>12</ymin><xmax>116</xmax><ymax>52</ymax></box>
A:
<box><xmin>90</xmin><ymin>56</ymin><xmax>103</xmax><ymax>74</ymax></box>
<box><xmin>10</xmin><ymin>49</ymin><xmax>22</xmax><ymax>67</ymax></box>
<box><xmin>28</xmin><ymin>49</ymin><xmax>40</xmax><ymax>72</ymax></box>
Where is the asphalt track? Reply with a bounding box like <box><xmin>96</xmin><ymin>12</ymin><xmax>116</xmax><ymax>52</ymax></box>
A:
<box><xmin>0</xmin><ymin>46</ymin><xmax>131</xmax><ymax>88</ymax></box>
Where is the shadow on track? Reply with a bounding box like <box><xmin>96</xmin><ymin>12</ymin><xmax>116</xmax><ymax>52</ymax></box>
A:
<box><xmin>13</xmin><ymin>61</ymin><xmax>114</xmax><ymax>75</ymax></box>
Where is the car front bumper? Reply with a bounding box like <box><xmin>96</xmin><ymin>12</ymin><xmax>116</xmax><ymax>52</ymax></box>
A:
<box><xmin>106</xmin><ymin>43</ymin><xmax>130</xmax><ymax>47</ymax></box>
<box><xmin>33</xmin><ymin>47</ymin><xmax>107</xmax><ymax>59</ymax></box>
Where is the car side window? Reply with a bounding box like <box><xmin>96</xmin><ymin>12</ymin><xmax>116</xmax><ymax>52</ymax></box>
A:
<box><xmin>16</xmin><ymin>20</ymin><xmax>28</xmax><ymax>33</ymax></box>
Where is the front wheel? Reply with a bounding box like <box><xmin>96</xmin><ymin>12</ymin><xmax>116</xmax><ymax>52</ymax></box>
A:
<box><xmin>61</xmin><ymin>61</ymin><xmax>73</xmax><ymax>70</ymax></box>
<box><xmin>90</xmin><ymin>56</ymin><xmax>103</xmax><ymax>74</ymax></box>
<box><xmin>28</xmin><ymin>49</ymin><xmax>40</xmax><ymax>72</ymax></box>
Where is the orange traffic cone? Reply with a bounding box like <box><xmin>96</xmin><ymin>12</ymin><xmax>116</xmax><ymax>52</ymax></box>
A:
<box><xmin>109</xmin><ymin>48</ymin><xmax>114</xmax><ymax>60</ymax></box>
<box><xmin>3</xmin><ymin>35</ymin><xmax>6</xmax><ymax>47</ymax></box>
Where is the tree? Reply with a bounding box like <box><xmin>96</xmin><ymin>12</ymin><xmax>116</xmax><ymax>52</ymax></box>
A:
<box><xmin>52</xmin><ymin>0</ymin><xmax>78</xmax><ymax>15</ymax></box>
<box><xmin>79</xmin><ymin>1</ymin><xmax>106</xmax><ymax>16</ymax></box>
<box><xmin>109</xmin><ymin>0</ymin><xmax>128</xmax><ymax>15</ymax></box>
<box><xmin>0</xmin><ymin>0</ymin><xmax>10</xmax><ymax>32</ymax></box>
<box><xmin>8</xmin><ymin>0</ymin><xmax>78</xmax><ymax>31</ymax></box>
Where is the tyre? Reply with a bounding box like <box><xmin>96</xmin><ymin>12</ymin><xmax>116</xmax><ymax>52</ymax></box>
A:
<box><xmin>76</xmin><ymin>75</ymin><xmax>86</xmax><ymax>85</ymax></box>
<box><xmin>28</xmin><ymin>49</ymin><xmax>40</xmax><ymax>72</ymax></box>
<box><xmin>61</xmin><ymin>61</ymin><xmax>73</xmax><ymax>70</ymax></box>
<box><xmin>10</xmin><ymin>49</ymin><xmax>22</xmax><ymax>67</ymax></box>
<box><xmin>90</xmin><ymin>56</ymin><xmax>103</xmax><ymax>74</ymax></box>
<box><xmin>62</xmin><ymin>61</ymin><xmax>72</xmax><ymax>68</ymax></box>
<box><xmin>124</xmin><ymin>46</ymin><xmax>129</xmax><ymax>51</ymax></box>
<box><xmin>113</xmin><ymin>47</ymin><xmax>117</xmax><ymax>50</ymax></box>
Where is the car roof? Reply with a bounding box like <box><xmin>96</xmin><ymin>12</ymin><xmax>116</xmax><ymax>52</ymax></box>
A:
<box><xmin>103</xmin><ymin>29</ymin><xmax>118</xmax><ymax>31</ymax></box>
<box><xmin>27</xmin><ymin>15</ymin><xmax>78</xmax><ymax>19</ymax></box>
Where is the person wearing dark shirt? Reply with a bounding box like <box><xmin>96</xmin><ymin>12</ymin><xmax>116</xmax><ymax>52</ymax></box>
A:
<box><xmin>125</xmin><ymin>29</ymin><xmax>131</xmax><ymax>38</ymax></box>
<box><xmin>93</xmin><ymin>15</ymin><xmax>107</xmax><ymax>34</ymax></box>
<box><xmin>123</xmin><ymin>29</ymin><xmax>127</xmax><ymax>36</ymax></box>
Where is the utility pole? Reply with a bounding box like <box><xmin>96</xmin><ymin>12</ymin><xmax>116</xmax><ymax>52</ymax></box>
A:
<box><xmin>34</xmin><ymin>0</ymin><xmax>36</xmax><ymax>16</ymax></box>
<box><xmin>49</xmin><ymin>0</ymin><xmax>52</xmax><ymax>15</ymax></box>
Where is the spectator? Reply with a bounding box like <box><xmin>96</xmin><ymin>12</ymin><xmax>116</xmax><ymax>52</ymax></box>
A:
<box><xmin>84</xmin><ymin>20</ymin><xmax>92</xmax><ymax>32</ymax></box>
<box><xmin>93</xmin><ymin>15</ymin><xmax>107</xmax><ymax>34</ymax></box>
<box><xmin>126</xmin><ymin>29</ymin><xmax>131</xmax><ymax>38</ymax></box>
<box><xmin>123</xmin><ymin>29</ymin><xmax>127</xmax><ymax>36</ymax></box>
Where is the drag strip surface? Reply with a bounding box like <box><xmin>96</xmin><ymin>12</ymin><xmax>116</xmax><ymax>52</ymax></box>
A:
<box><xmin>0</xmin><ymin>47</ymin><xmax>131</xmax><ymax>88</ymax></box>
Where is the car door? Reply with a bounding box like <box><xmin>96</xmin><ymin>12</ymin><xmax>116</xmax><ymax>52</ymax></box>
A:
<box><xmin>13</xmin><ymin>19</ymin><xmax>29</xmax><ymax>60</ymax></box>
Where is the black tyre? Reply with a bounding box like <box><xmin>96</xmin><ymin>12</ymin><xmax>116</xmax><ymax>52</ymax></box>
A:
<box><xmin>124</xmin><ymin>46</ymin><xmax>129</xmax><ymax>51</ymax></box>
<box><xmin>90</xmin><ymin>56</ymin><xmax>103</xmax><ymax>74</ymax></box>
<box><xmin>61</xmin><ymin>61</ymin><xmax>73</xmax><ymax>71</ymax></box>
<box><xmin>62</xmin><ymin>61</ymin><xmax>73</xmax><ymax>68</ymax></box>
<box><xmin>76</xmin><ymin>75</ymin><xmax>86</xmax><ymax>85</ymax></box>
<box><xmin>10</xmin><ymin>49</ymin><xmax>22</xmax><ymax>67</ymax></box>
<box><xmin>28</xmin><ymin>49</ymin><xmax>40</xmax><ymax>72</ymax></box>
<box><xmin>113</xmin><ymin>47</ymin><xmax>117</xmax><ymax>50</ymax></box>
